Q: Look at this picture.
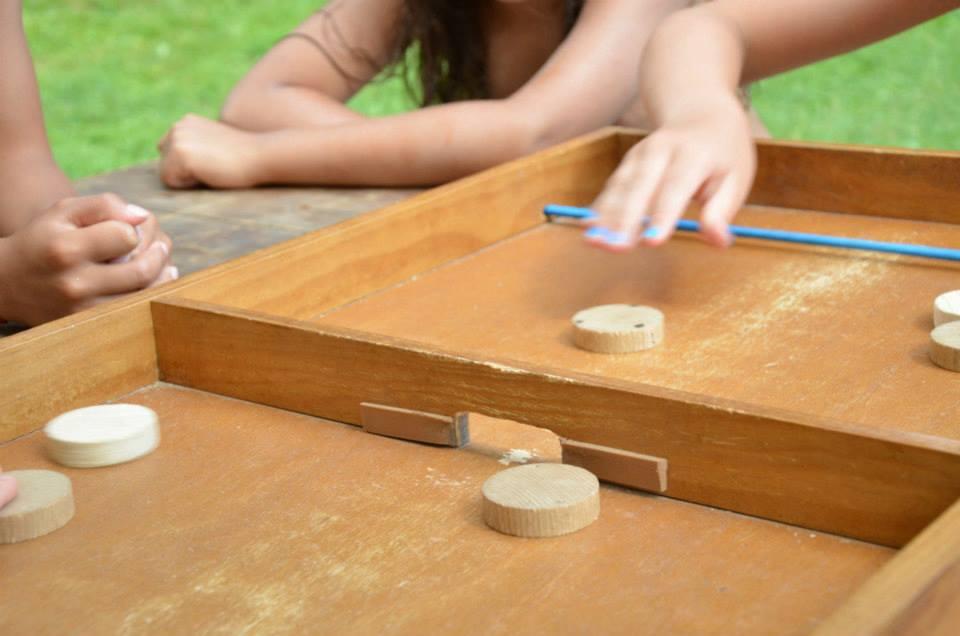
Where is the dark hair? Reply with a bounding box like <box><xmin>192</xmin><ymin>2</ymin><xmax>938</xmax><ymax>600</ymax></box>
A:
<box><xmin>308</xmin><ymin>1</ymin><xmax>584</xmax><ymax>107</ymax></box>
<box><xmin>390</xmin><ymin>1</ymin><xmax>584</xmax><ymax>105</ymax></box>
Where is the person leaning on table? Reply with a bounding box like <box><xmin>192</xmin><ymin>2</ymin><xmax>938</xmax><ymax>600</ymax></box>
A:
<box><xmin>0</xmin><ymin>1</ymin><xmax>176</xmax><ymax>328</ymax></box>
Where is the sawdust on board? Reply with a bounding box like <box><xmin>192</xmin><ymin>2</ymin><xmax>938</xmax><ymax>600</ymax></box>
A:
<box><xmin>675</xmin><ymin>256</ymin><xmax>886</xmax><ymax>376</ymax></box>
<box><xmin>498</xmin><ymin>449</ymin><xmax>534</xmax><ymax>465</ymax></box>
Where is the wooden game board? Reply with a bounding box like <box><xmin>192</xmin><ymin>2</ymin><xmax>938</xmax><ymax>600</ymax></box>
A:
<box><xmin>2</xmin><ymin>129</ymin><xmax>959</xmax><ymax>634</ymax></box>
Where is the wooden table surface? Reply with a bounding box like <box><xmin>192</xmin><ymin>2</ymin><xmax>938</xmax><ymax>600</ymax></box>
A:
<box><xmin>0</xmin><ymin>164</ymin><xmax>418</xmax><ymax>338</ymax></box>
<box><xmin>77</xmin><ymin>163</ymin><xmax>420</xmax><ymax>276</ymax></box>
<box><xmin>0</xmin><ymin>384</ymin><xmax>890</xmax><ymax>635</ymax></box>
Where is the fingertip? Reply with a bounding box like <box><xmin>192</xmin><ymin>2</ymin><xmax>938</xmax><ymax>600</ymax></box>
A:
<box><xmin>699</xmin><ymin>216</ymin><xmax>733</xmax><ymax>248</ymax></box>
<box><xmin>583</xmin><ymin>226</ymin><xmax>632</xmax><ymax>251</ymax></box>
<box><xmin>125</xmin><ymin>204</ymin><xmax>151</xmax><ymax>223</ymax></box>
<box><xmin>640</xmin><ymin>225</ymin><xmax>672</xmax><ymax>247</ymax></box>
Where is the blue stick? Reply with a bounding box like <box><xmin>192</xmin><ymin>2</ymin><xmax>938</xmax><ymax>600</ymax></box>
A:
<box><xmin>543</xmin><ymin>204</ymin><xmax>960</xmax><ymax>263</ymax></box>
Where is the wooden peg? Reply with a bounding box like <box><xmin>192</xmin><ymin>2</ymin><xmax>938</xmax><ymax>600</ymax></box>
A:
<box><xmin>930</xmin><ymin>322</ymin><xmax>960</xmax><ymax>372</ymax></box>
<box><xmin>571</xmin><ymin>304</ymin><xmax>663</xmax><ymax>353</ymax></box>
<box><xmin>44</xmin><ymin>404</ymin><xmax>159</xmax><ymax>469</ymax></box>
<box><xmin>561</xmin><ymin>439</ymin><xmax>667</xmax><ymax>493</ymax></box>
<box><xmin>0</xmin><ymin>470</ymin><xmax>75</xmax><ymax>544</ymax></box>
<box><xmin>482</xmin><ymin>463</ymin><xmax>599</xmax><ymax>538</ymax></box>
<box><xmin>934</xmin><ymin>290</ymin><xmax>960</xmax><ymax>326</ymax></box>
<box><xmin>360</xmin><ymin>403</ymin><xmax>469</xmax><ymax>447</ymax></box>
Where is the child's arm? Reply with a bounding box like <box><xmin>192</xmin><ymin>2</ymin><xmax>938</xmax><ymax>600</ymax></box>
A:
<box><xmin>0</xmin><ymin>1</ymin><xmax>74</xmax><ymax>235</ymax></box>
<box><xmin>159</xmin><ymin>0</ymin><xmax>689</xmax><ymax>188</ymax></box>
<box><xmin>0</xmin><ymin>2</ymin><xmax>176</xmax><ymax>325</ymax></box>
<box><xmin>220</xmin><ymin>0</ymin><xmax>397</xmax><ymax>132</ymax></box>
<box><xmin>0</xmin><ymin>195</ymin><xmax>174</xmax><ymax>326</ymax></box>
<box><xmin>588</xmin><ymin>0</ymin><xmax>960</xmax><ymax>249</ymax></box>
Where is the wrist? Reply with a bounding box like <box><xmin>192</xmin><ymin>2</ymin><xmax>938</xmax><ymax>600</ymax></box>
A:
<box><xmin>246</xmin><ymin>133</ymin><xmax>276</xmax><ymax>186</ymax></box>
<box><xmin>657</xmin><ymin>91</ymin><xmax>747</xmax><ymax>129</ymax></box>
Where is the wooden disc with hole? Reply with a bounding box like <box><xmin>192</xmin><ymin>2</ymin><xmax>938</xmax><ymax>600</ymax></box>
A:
<box><xmin>44</xmin><ymin>404</ymin><xmax>159</xmax><ymax>468</ymax></box>
<box><xmin>934</xmin><ymin>290</ymin><xmax>960</xmax><ymax>326</ymax></box>
<box><xmin>572</xmin><ymin>304</ymin><xmax>664</xmax><ymax>353</ymax></box>
<box><xmin>482</xmin><ymin>463</ymin><xmax>600</xmax><ymax>538</ymax></box>
<box><xmin>0</xmin><ymin>470</ymin><xmax>74</xmax><ymax>544</ymax></box>
<box><xmin>930</xmin><ymin>322</ymin><xmax>960</xmax><ymax>372</ymax></box>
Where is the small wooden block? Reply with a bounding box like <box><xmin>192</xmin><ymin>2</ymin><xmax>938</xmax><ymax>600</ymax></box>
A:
<box><xmin>561</xmin><ymin>439</ymin><xmax>667</xmax><ymax>493</ymax></box>
<box><xmin>481</xmin><ymin>463</ymin><xmax>599</xmax><ymax>538</ymax></box>
<box><xmin>930</xmin><ymin>322</ymin><xmax>960</xmax><ymax>372</ymax></box>
<box><xmin>0</xmin><ymin>470</ymin><xmax>75</xmax><ymax>544</ymax></box>
<box><xmin>44</xmin><ymin>404</ymin><xmax>160</xmax><ymax>468</ymax></box>
<box><xmin>572</xmin><ymin>304</ymin><xmax>664</xmax><ymax>353</ymax></box>
<box><xmin>360</xmin><ymin>403</ymin><xmax>469</xmax><ymax>447</ymax></box>
<box><xmin>934</xmin><ymin>290</ymin><xmax>960</xmax><ymax>326</ymax></box>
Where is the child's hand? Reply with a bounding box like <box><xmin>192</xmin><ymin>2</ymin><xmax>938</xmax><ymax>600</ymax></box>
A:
<box><xmin>0</xmin><ymin>194</ymin><xmax>175</xmax><ymax>326</ymax></box>
<box><xmin>586</xmin><ymin>96</ymin><xmax>755</xmax><ymax>250</ymax></box>
<box><xmin>158</xmin><ymin>114</ymin><xmax>262</xmax><ymax>189</ymax></box>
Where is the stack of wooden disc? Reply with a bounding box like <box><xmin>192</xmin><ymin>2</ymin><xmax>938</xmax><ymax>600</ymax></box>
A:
<box><xmin>931</xmin><ymin>291</ymin><xmax>960</xmax><ymax>372</ymax></box>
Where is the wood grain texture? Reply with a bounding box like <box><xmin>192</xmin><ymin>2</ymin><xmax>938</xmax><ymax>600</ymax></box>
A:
<box><xmin>360</xmin><ymin>403</ymin><xmax>466</xmax><ymax>447</ymax></box>
<box><xmin>0</xmin><ymin>384</ymin><xmax>892</xmax><ymax>634</ymax></box>
<box><xmin>616</xmin><ymin>130</ymin><xmax>960</xmax><ymax>223</ymax></box>
<box><xmin>317</xmin><ymin>218</ymin><xmax>960</xmax><ymax>440</ymax></box>
<box><xmin>173</xmin><ymin>128</ymin><xmax>622</xmax><ymax>320</ymax></box>
<box><xmin>0</xmin><ymin>300</ymin><xmax>158</xmax><ymax>443</ymax></box>
<box><xmin>0</xmin><ymin>130</ymin><xmax>616</xmax><ymax>443</ymax></box>
<box><xmin>152</xmin><ymin>298</ymin><xmax>960</xmax><ymax>547</ymax></box>
<box><xmin>814</xmin><ymin>497</ymin><xmax>960</xmax><ymax>636</ymax></box>
<box><xmin>481</xmin><ymin>463</ymin><xmax>600</xmax><ymax>538</ymax></box>
<box><xmin>561</xmin><ymin>439</ymin><xmax>667</xmax><ymax>493</ymax></box>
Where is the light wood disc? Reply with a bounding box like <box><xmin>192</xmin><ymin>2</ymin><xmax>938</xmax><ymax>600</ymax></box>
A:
<box><xmin>930</xmin><ymin>322</ymin><xmax>960</xmax><ymax>372</ymax></box>
<box><xmin>482</xmin><ymin>463</ymin><xmax>600</xmax><ymax>538</ymax></box>
<box><xmin>571</xmin><ymin>304</ymin><xmax>663</xmax><ymax>353</ymax></box>
<box><xmin>0</xmin><ymin>470</ymin><xmax>74</xmax><ymax>544</ymax></box>
<box><xmin>934</xmin><ymin>290</ymin><xmax>960</xmax><ymax>327</ymax></box>
<box><xmin>45</xmin><ymin>404</ymin><xmax>160</xmax><ymax>468</ymax></box>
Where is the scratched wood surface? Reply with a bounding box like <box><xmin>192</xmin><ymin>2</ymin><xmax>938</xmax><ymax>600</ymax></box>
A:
<box><xmin>77</xmin><ymin>162</ymin><xmax>419</xmax><ymax>275</ymax></box>
<box><xmin>315</xmin><ymin>207</ymin><xmax>960</xmax><ymax>440</ymax></box>
<box><xmin>0</xmin><ymin>384</ymin><xmax>890</xmax><ymax>635</ymax></box>
<box><xmin>0</xmin><ymin>132</ymin><xmax>615</xmax><ymax>442</ymax></box>
<box><xmin>152</xmin><ymin>297</ymin><xmax>960</xmax><ymax>547</ymax></box>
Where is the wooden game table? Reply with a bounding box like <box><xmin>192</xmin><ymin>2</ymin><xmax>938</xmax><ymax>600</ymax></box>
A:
<box><xmin>2</xmin><ymin>129</ymin><xmax>959</xmax><ymax>634</ymax></box>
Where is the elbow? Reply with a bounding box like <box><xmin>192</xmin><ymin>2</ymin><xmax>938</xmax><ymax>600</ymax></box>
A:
<box><xmin>219</xmin><ymin>87</ymin><xmax>257</xmax><ymax>128</ymax></box>
<box><xmin>507</xmin><ymin>109</ymin><xmax>578</xmax><ymax>157</ymax></box>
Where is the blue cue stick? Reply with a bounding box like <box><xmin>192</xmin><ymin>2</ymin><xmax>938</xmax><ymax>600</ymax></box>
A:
<box><xmin>543</xmin><ymin>204</ymin><xmax>960</xmax><ymax>263</ymax></box>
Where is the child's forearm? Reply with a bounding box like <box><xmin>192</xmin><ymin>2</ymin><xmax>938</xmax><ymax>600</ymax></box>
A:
<box><xmin>640</xmin><ymin>8</ymin><xmax>746</xmax><ymax>128</ymax></box>
<box><xmin>221</xmin><ymin>83</ymin><xmax>367</xmax><ymax>132</ymax></box>
<box><xmin>0</xmin><ymin>1</ymin><xmax>73</xmax><ymax>234</ymax></box>
<box><xmin>251</xmin><ymin>100</ymin><xmax>557</xmax><ymax>186</ymax></box>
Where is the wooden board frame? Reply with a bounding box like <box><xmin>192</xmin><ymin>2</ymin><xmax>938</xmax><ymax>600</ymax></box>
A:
<box><xmin>3</xmin><ymin>127</ymin><xmax>960</xmax><ymax>632</ymax></box>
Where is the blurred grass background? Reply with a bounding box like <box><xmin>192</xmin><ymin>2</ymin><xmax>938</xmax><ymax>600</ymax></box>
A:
<box><xmin>23</xmin><ymin>1</ymin><xmax>960</xmax><ymax>179</ymax></box>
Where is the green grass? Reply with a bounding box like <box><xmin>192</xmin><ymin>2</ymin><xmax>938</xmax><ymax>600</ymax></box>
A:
<box><xmin>23</xmin><ymin>2</ymin><xmax>960</xmax><ymax>179</ymax></box>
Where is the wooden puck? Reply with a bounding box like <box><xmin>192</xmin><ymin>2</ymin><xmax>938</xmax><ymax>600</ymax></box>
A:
<box><xmin>930</xmin><ymin>322</ymin><xmax>960</xmax><ymax>372</ymax></box>
<box><xmin>0</xmin><ymin>470</ymin><xmax>74</xmax><ymax>544</ymax></box>
<box><xmin>44</xmin><ymin>404</ymin><xmax>159</xmax><ymax>468</ymax></box>
<box><xmin>572</xmin><ymin>304</ymin><xmax>663</xmax><ymax>353</ymax></box>
<box><xmin>934</xmin><ymin>290</ymin><xmax>960</xmax><ymax>326</ymax></box>
<box><xmin>482</xmin><ymin>463</ymin><xmax>599</xmax><ymax>538</ymax></box>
